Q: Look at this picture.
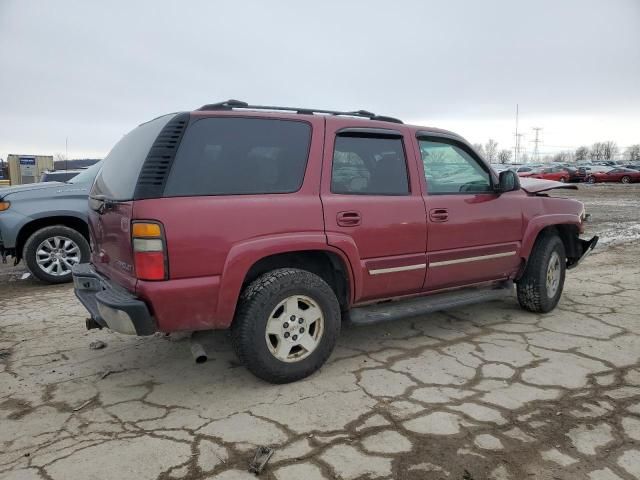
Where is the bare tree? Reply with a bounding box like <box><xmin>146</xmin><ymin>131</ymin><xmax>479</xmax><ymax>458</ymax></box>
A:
<box><xmin>590</xmin><ymin>142</ymin><xmax>605</xmax><ymax>161</ymax></box>
<box><xmin>602</xmin><ymin>141</ymin><xmax>618</xmax><ymax>160</ymax></box>
<box><xmin>552</xmin><ymin>151</ymin><xmax>572</xmax><ymax>163</ymax></box>
<box><xmin>54</xmin><ymin>153</ymin><xmax>68</xmax><ymax>162</ymax></box>
<box><xmin>484</xmin><ymin>139</ymin><xmax>498</xmax><ymax>163</ymax></box>
<box><xmin>472</xmin><ymin>143</ymin><xmax>485</xmax><ymax>158</ymax></box>
<box><xmin>497</xmin><ymin>149</ymin><xmax>512</xmax><ymax>164</ymax></box>
<box><xmin>574</xmin><ymin>146</ymin><xmax>589</xmax><ymax>161</ymax></box>
<box><xmin>625</xmin><ymin>144</ymin><xmax>640</xmax><ymax>162</ymax></box>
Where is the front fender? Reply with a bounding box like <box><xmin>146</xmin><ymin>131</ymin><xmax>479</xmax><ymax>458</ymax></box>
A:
<box><xmin>215</xmin><ymin>232</ymin><xmax>357</xmax><ymax>326</ymax></box>
<box><xmin>520</xmin><ymin>214</ymin><xmax>582</xmax><ymax>260</ymax></box>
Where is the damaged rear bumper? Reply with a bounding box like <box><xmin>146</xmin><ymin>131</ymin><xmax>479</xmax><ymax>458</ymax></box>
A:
<box><xmin>72</xmin><ymin>263</ymin><xmax>156</xmax><ymax>335</ymax></box>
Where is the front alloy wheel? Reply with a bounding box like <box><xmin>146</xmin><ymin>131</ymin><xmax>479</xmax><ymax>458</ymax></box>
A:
<box><xmin>35</xmin><ymin>236</ymin><xmax>81</xmax><ymax>277</ymax></box>
<box><xmin>516</xmin><ymin>232</ymin><xmax>566</xmax><ymax>313</ymax></box>
<box><xmin>23</xmin><ymin>225</ymin><xmax>90</xmax><ymax>284</ymax></box>
<box><xmin>545</xmin><ymin>251</ymin><xmax>562</xmax><ymax>298</ymax></box>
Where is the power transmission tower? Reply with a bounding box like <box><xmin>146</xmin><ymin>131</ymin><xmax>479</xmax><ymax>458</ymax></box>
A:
<box><xmin>531</xmin><ymin>127</ymin><xmax>543</xmax><ymax>163</ymax></box>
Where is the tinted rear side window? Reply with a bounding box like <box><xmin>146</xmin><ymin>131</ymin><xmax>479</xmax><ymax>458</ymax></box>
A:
<box><xmin>164</xmin><ymin>118</ymin><xmax>312</xmax><ymax>196</ymax></box>
<box><xmin>92</xmin><ymin>114</ymin><xmax>175</xmax><ymax>200</ymax></box>
<box><xmin>331</xmin><ymin>135</ymin><xmax>409</xmax><ymax>195</ymax></box>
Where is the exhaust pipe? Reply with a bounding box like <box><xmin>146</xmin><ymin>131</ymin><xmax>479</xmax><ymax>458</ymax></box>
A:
<box><xmin>190</xmin><ymin>332</ymin><xmax>208</xmax><ymax>364</ymax></box>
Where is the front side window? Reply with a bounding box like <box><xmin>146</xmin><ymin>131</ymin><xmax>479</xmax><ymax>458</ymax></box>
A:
<box><xmin>331</xmin><ymin>135</ymin><xmax>409</xmax><ymax>195</ymax></box>
<box><xmin>164</xmin><ymin>118</ymin><xmax>311</xmax><ymax>196</ymax></box>
<box><xmin>419</xmin><ymin>139</ymin><xmax>492</xmax><ymax>194</ymax></box>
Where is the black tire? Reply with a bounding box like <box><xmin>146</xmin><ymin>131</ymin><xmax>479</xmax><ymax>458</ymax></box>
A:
<box><xmin>231</xmin><ymin>268</ymin><xmax>341</xmax><ymax>384</ymax></box>
<box><xmin>23</xmin><ymin>225</ymin><xmax>90</xmax><ymax>284</ymax></box>
<box><xmin>516</xmin><ymin>232</ymin><xmax>566</xmax><ymax>313</ymax></box>
<box><xmin>621</xmin><ymin>176</ymin><xmax>631</xmax><ymax>184</ymax></box>
<box><xmin>560</xmin><ymin>176</ymin><xmax>567</xmax><ymax>183</ymax></box>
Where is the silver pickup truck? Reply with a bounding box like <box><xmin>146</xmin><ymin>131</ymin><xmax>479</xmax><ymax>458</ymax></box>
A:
<box><xmin>0</xmin><ymin>162</ymin><xmax>101</xmax><ymax>283</ymax></box>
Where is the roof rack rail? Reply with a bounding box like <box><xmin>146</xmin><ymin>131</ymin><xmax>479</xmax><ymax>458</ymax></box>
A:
<box><xmin>196</xmin><ymin>100</ymin><xmax>403</xmax><ymax>124</ymax></box>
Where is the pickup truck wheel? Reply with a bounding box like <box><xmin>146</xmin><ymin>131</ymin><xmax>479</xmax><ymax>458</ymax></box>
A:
<box><xmin>232</xmin><ymin>268</ymin><xmax>341</xmax><ymax>384</ymax></box>
<box><xmin>517</xmin><ymin>233</ymin><xmax>566</xmax><ymax>313</ymax></box>
<box><xmin>23</xmin><ymin>225</ymin><xmax>90</xmax><ymax>284</ymax></box>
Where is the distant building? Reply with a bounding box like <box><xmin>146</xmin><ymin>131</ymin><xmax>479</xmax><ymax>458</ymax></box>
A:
<box><xmin>7</xmin><ymin>154</ymin><xmax>54</xmax><ymax>184</ymax></box>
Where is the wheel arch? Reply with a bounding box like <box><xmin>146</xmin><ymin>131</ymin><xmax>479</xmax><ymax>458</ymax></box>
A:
<box><xmin>16</xmin><ymin>216</ymin><xmax>89</xmax><ymax>261</ymax></box>
<box><xmin>215</xmin><ymin>234</ymin><xmax>356</xmax><ymax>327</ymax></box>
<box><xmin>518</xmin><ymin>216</ymin><xmax>582</xmax><ymax>279</ymax></box>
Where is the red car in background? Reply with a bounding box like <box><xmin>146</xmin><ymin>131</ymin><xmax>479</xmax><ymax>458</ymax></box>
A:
<box><xmin>587</xmin><ymin>168</ymin><xmax>640</xmax><ymax>184</ymax></box>
<box><xmin>529</xmin><ymin>166</ymin><xmax>571</xmax><ymax>183</ymax></box>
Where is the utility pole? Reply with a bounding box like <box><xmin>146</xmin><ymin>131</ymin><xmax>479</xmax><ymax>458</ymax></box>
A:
<box><xmin>531</xmin><ymin>127</ymin><xmax>543</xmax><ymax>164</ymax></box>
<box><xmin>513</xmin><ymin>104</ymin><xmax>519</xmax><ymax>163</ymax></box>
<box><xmin>65</xmin><ymin>137</ymin><xmax>69</xmax><ymax>171</ymax></box>
<box><xmin>516</xmin><ymin>133</ymin><xmax>525</xmax><ymax>163</ymax></box>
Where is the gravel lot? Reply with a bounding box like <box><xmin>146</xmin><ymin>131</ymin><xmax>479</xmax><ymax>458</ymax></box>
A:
<box><xmin>1</xmin><ymin>184</ymin><xmax>639</xmax><ymax>480</ymax></box>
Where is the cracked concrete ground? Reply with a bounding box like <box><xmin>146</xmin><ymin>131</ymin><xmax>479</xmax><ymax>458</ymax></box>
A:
<box><xmin>1</xmin><ymin>186</ymin><xmax>639</xmax><ymax>480</ymax></box>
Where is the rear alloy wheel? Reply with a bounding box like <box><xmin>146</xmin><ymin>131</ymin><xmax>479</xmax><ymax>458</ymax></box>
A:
<box><xmin>588</xmin><ymin>176</ymin><xmax>596</xmax><ymax>184</ymax></box>
<box><xmin>517</xmin><ymin>232</ymin><xmax>566</xmax><ymax>313</ymax></box>
<box><xmin>560</xmin><ymin>177</ymin><xmax>567</xmax><ymax>183</ymax></box>
<box><xmin>621</xmin><ymin>176</ymin><xmax>631</xmax><ymax>184</ymax></box>
<box><xmin>23</xmin><ymin>225</ymin><xmax>90</xmax><ymax>284</ymax></box>
<box><xmin>265</xmin><ymin>295</ymin><xmax>324</xmax><ymax>363</ymax></box>
<box><xmin>232</xmin><ymin>268</ymin><xmax>341</xmax><ymax>383</ymax></box>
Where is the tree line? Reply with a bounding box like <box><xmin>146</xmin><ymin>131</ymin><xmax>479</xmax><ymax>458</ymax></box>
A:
<box><xmin>473</xmin><ymin>140</ymin><xmax>640</xmax><ymax>164</ymax></box>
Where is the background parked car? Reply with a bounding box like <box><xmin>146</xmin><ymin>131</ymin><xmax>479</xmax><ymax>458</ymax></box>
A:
<box><xmin>529</xmin><ymin>166</ymin><xmax>571</xmax><ymax>182</ymax></box>
<box><xmin>0</xmin><ymin>161</ymin><xmax>102</xmax><ymax>283</ymax></box>
<box><xmin>621</xmin><ymin>164</ymin><xmax>640</xmax><ymax>171</ymax></box>
<box><xmin>587</xmin><ymin>167</ymin><xmax>640</xmax><ymax>184</ymax></box>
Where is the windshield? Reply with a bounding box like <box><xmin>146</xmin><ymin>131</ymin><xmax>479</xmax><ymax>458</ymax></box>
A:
<box><xmin>68</xmin><ymin>161</ymin><xmax>103</xmax><ymax>184</ymax></box>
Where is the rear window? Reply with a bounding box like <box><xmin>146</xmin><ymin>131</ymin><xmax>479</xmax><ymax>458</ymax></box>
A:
<box><xmin>163</xmin><ymin>117</ymin><xmax>311</xmax><ymax>196</ymax></box>
<box><xmin>92</xmin><ymin>114</ymin><xmax>176</xmax><ymax>200</ymax></box>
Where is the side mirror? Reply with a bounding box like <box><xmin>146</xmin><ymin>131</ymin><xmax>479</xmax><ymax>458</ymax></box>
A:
<box><xmin>497</xmin><ymin>169</ymin><xmax>520</xmax><ymax>193</ymax></box>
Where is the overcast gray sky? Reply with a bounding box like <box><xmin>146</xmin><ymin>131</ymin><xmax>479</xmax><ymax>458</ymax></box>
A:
<box><xmin>1</xmin><ymin>0</ymin><xmax>639</xmax><ymax>161</ymax></box>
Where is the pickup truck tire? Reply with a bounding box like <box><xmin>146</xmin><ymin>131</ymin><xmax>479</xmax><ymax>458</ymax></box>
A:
<box><xmin>517</xmin><ymin>232</ymin><xmax>566</xmax><ymax>313</ymax></box>
<box><xmin>23</xmin><ymin>225</ymin><xmax>90</xmax><ymax>284</ymax></box>
<box><xmin>232</xmin><ymin>268</ymin><xmax>341</xmax><ymax>384</ymax></box>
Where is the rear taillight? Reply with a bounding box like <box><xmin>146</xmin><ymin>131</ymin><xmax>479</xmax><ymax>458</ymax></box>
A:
<box><xmin>132</xmin><ymin>222</ymin><xmax>167</xmax><ymax>280</ymax></box>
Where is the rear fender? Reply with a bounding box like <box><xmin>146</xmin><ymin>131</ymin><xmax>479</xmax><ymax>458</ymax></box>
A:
<box><xmin>216</xmin><ymin>233</ymin><xmax>357</xmax><ymax>326</ymax></box>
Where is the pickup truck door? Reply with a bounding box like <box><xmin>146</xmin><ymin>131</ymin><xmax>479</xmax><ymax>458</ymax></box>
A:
<box><xmin>416</xmin><ymin>135</ymin><xmax>523</xmax><ymax>290</ymax></box>
<box><xmin>321</xmin><ymin>123</ymin><xmax>427</xmax><ymax>302</ymax></box>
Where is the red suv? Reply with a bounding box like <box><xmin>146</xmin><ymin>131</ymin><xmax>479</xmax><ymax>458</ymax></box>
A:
<box><xmin>73</xmin><ymin>100</ymin><xmax>597</xmax><ymax>383</ymax></box>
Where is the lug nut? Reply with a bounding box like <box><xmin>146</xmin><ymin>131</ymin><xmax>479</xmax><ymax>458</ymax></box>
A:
<box><xmin>290</xmin><ymin>315</ymin><xmax>296</xmax><ymax>321</ymax></box>
<box><xmin>298</xmin><ymin>318</ymin><xmax>304</xmax><ymax>324</ymax></box>
<box><xmin>283</xmin><ymin>322</ymin><xmax>289</xmax><ymax>328</ymax></box>
<box><xmin>284</xmin><ymin>332</ymin><xmax>290</xmax><ymax>338</ymax></box>
<box><xmin>299</xmin><ymin>328</ymin><xmax>305</xmax><ymax>333</ymax></box>
<box><xmin>292</xmin><ymin>335</ymin><xmax>298</xmax><ymax>341</ymax></box>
